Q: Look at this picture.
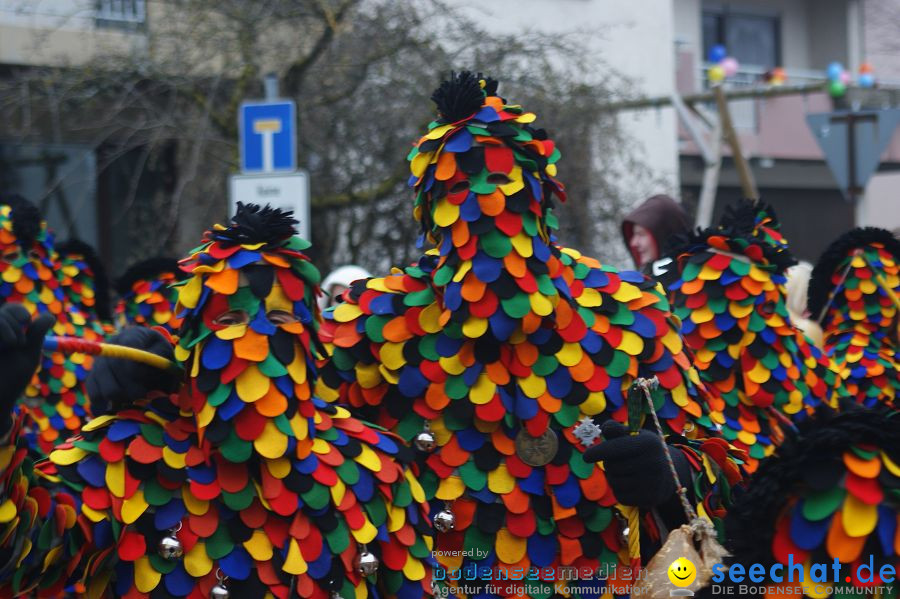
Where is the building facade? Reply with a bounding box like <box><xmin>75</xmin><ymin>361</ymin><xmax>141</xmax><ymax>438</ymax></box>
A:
<box><xmin>0</xmin><ymin>0</ymin><xmax>152</xmax><ymax>270</ymax></box>
<box><xmin>460</xmin><ymin>0</ymin><xmax>900</xmax><ymax>262</ymax></box>
<box><xmin>3</xmin><ymin>0</ymin><xmax>900</xmax><ymax>270</ymax></box>
<box><xmin>674</xmin><ymin>0</ymin><xmax>900</xmax><ymax>260</ymax></box>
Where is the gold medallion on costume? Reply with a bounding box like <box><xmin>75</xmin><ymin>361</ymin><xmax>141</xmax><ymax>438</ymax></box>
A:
<box><xmin>515</xmin><ymin>428</ymin><xmax>558</xmax><ymax>466</ymax></box>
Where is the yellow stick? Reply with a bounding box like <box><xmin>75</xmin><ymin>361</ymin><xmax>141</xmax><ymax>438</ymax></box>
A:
<box><xmin>44</xmin><ymin>336</ymin><xmax>181</xmax><ymax>373</ymax></box>
<box><xmin>98</xmin><ymin>344</ymin><xmax>179</xmax><ymax>372</ymax></box>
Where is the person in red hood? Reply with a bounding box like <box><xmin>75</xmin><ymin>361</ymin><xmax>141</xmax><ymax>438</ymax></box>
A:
<box><xmin>621</xmin><ymin>194</ymin><xmax>693</xmax><ymax>271</ymax></box>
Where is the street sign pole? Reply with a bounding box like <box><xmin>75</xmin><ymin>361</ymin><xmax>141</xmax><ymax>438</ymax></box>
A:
<box><xmin>835</xmin><ymin>112</ymin><xmax>877</xmax><ymax>225</ymax></box>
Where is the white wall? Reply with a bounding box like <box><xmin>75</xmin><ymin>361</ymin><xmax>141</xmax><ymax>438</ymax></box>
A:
<box><xmin>0</xmin><ymin>0</ymin><xmax>144</xmax><ymax>66</ymax></box>
<box><xmin>453</xmin><ymin>0</ymin><xmax>680</xmax><ymax>195</ymax></box>
<box><xmin>861</xmin><ymin>173</ymin><xmax>900</xmax><ymax>230</ymax></box>
<box><xmin>674</xmin><ymin>0</ymin><xmax>701</xmax><ymax>70</ymax></box>
<box><xmin>0</xmin><ymin>0</ymin><xmax>97</xmax><ymax>29</ymax></box>
<box><xmin>807</xmin><ymin>0</ymin><xmax>856</xmax><ymax>72</ymax></box>
<box><xmin>862</xmin><ymin>0</ymin><xmax>900</xmax><ymax>228</ymax></box>
<box><xmin>864</xmin><ymin>0</ymin><xmax>900</xmax><ymax>81</ymax></box>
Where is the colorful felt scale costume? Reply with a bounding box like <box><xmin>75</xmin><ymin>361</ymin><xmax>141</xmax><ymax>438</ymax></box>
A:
<box><xmin>662</xmin><ymin>201</ymin><xmax>840</xmax><ymax>471</ymax></box>
<box><xmin>115</xmin><ymin>257</ymin><xmax>187</xmax><ymax>334</ymax></box>
<box><xmin>807</xmin><ymin>228</ymin><xmax>900</xmax><ymax>408</ymax></box>
<box><xmin>0</xmin><ymin>204</ymin><xmax>434</xmax><ymax>598</ymax></box>
<box><xmin>57</xmin><ymin>238</ymin><xmax>115</xmax><ymax>334</ymax></box>
<box><xmin>718</xmin><ymin>405</ymin><xmax>900</xmax><ymax>599</ymax></box>
<box><xmin>318</xmin><ymin>73</ymin><xmax>742</xmax><ymax>598</ymax></box>
<box><xmin>0</xmin><ymin>195</ymin><xmax>100</xmax><ymax>452</ymax></box>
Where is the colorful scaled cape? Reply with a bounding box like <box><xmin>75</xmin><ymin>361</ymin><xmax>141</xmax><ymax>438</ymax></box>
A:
<box><xmin>662</xmin><ymin>201</ymin><xmax>840</xmax><ymax>471</ymax></box>
<box><xmin>720</xmin><ymin>405</ymin><xmax>900</xmax><ymax>599</ymax></box>
<box><xmin>318</xmin><ymin>72</ymin><xmax>743</xmax><ymax>598</ymax></box>
<box><xmin>0</xmin><ymin>204</ymin><xmax>434</xmax><ymax>598</ymax></box>
<box><xmin>808</xmin><ymin>227</ymin><xmax>900</xmax><ymax>408</ymax></box>
<box><xmin>115</xmin><ymin>256</ymin><xmax>187</xmax><ymax>334</ymax></box>
<box><xmin>57</xmin><ymin>238</ymin><xmax>115</xmax><ymax>334</ymax></box>
<box><xmin>0</xmin><ymin>196</ymin><xmax>101</xmax><ymax>452</ymax></box>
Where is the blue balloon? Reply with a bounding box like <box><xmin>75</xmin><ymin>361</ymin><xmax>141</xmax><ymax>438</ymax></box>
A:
<box><xmin>859</xmin><ymin>73</ymin><xmax>875</xmax><ymax>88</ymax></box>
<box><xmin>708</xmin><ymin>44</ymin><xmax>727</xmax><ymax>63</ymax></box>
<box><xmin>827</xmin><ymin>61</ymin><xmax>844</xmax><ymax>81</ymax></box>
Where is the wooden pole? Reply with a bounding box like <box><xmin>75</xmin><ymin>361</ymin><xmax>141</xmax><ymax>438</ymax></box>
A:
<box><xmin>600</xmin><ymin>82</ymin><xmax>829</xmax><ymax>112</ymax></box>
<box><xmin>670</xmin><ymin>93</ymin><xmax>722</xmax><ymax>227</ymax></box>
<box><xmin>713</xmin><ymin>85</ymin><xmax>759</xmax><ymax>200</ymax></box>
<box><xmin>696</xmin><ymin>120</ymin><xmax>723</xmax><ymax>228</ymax></box>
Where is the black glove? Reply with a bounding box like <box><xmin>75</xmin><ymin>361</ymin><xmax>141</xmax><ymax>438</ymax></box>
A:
<box><xmin>0</xmin><ymin>304</ymin><xmax>54</xmax><ymax>428</ymax></box>
<box><xmin>583</xmin><ymin>420</ymin><xmax>691</xmax><ymax>508</ymax></box>
<box><xmin>86</xmin><ymin>327</ymin><xmax>180</xmax><ymax>413</ymax></box>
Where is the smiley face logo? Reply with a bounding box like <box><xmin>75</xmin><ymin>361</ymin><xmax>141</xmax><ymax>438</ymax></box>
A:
<box><xmin>668</xmin><ymin>557</ymin><xmax>697</xmax><ymax>588</ymax></box>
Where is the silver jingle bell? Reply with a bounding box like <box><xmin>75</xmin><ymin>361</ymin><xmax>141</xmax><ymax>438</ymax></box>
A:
<box><xmin>157</xmin><ymin>535</ymin><xmax>184</xmax><ymax>560</ymax></box>
<box><xmin>356</xmin><ymin>550</ymin><xmax>380</xmax><ymax>576</ymax></box>
<box><xmin>210</xmin><ymin>583</ymin><xmax>229</xmax><ymax>599</ymax></box>
<box><xmin>614</xmin><ymin>510</ymin><xmax>631</xmax><ymax>545</ymax></box>
<box><xmin>433</xmin><ymin>508</ymin><xmax>455</xmax><ymax>533</ymax></box>
<box><xmin>414</xmin><ymin>430</ymin><xmax>436</xmax><ymax>452</ymax></box>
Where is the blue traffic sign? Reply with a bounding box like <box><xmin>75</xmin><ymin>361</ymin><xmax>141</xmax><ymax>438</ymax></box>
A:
<box><xmin>239</xmin><ymin>101</ymin><xmax>296</xmax><ymax>173</ymax></box>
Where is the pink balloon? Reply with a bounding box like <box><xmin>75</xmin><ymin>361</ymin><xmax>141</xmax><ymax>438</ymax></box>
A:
<box><xmin>840</xmin><ymin>70</ymin><xmax>852</xmax><ymax>84</ymax></box>
<box><xmin>721</xmin><ymin>57</ymin><xmax>740</xmax><ymax>77</ymax></box>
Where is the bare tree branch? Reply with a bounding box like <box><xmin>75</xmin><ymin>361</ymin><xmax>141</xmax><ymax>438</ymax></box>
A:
<box><xmin>283</xmin><ymin>0</ymin><xmax>361</xmax><ymax>95</ymax></box>
<box><xmin>0</xmin><ymin>0</ymin><xmax>655</xmax><ymax>276</ymax></box>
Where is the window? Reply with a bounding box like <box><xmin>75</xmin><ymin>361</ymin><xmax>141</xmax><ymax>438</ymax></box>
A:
<box><xmin>703</xmin><ymin>9</ymin><xmax>780</xmax><ymax>68</ymax></box>
<box><xmin>96</xmin><ymin>0</ymin><xmax>146</xmax><ymax>29</ymax></box>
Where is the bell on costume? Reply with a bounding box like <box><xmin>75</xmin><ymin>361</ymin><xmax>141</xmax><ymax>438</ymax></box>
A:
<box><xmin>210</xmin><ymin>569</ymin><xmax>229</xmax><ymax>599</ymax></box>
<box><xmin>615</xmin><ymin>510</ymin><xmax>631</xmax><ymax>541</ymax></box>
<box><xmin>210</xmin><ymin>583</ymin><xmax>229</xmax><ymax>599</ymax></box>
<box><xmin>157</xmin><ymin>525</ymin><xmax>183</xmax><ymax>560</ymax></box>
<box><xmin>414</xmin><ymin>423</ymin><xmax>436</xmax><ymax>452</ymax></box>
<box><xmin>355</xmin><ymin>546</ymin><xmax>380</xmax><ymax>576</ymax></box>
<box><xmin>433</xmin><ymin>505</ymin><xmax>455</xmax><ymax>533</ymax></box>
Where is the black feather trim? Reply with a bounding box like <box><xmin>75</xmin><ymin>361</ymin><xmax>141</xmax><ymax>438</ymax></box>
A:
<box><xmin>115</xmin><ymin>256</ymin><xmax>185</xmax><ymax>295</ymax></box>
<box><xmin>0</xmin><ymin>194</ymin><xmax>42</xmax><ymax>248</ymax></box>
<box><xmin>665</xmin><ymin>199</ymin><xmax>796</xmax><ymax>273</ymax></box>
<box><xmin>719</xmin><ymin>198</ymin><xmax>778</xmax><ymax>235</ymax></box>
<box><xmin>479</xmin><ymin>73</ymin><xmax>499</xmax><ymax>97</ymax></box>
<box><xmin>57</xmin><ymin>238</ymin><xmax>112</xmax><ymax>321</ymax></box>
<box><xmin>213</xmin><ymin>203</ymin><xmax>298</xmax><ymax>249</ymax></box>
<box><xmin>807</xmin><ymin>227</ymin><xmax>900</xmax><ymax>319</ymax></box>
<box><xmin>724</xmin><ymin>404</ymin><xmax>900</xmax><ymax>566</ymax></box>
<box><xmin>430</xmin><ymin>71</ymin><xmax>487</xmax><ymax>123</ymax></box>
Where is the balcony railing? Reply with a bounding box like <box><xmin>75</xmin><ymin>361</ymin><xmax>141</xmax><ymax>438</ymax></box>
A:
<box><xmin>698</xmin><ymin>63</ymin><xmax>830</xmax><ymax>131</ymax></box>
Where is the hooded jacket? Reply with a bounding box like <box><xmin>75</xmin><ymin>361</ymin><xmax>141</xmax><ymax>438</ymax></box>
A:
<box><xmin>621</xmin><ymin>194</ymin><xmax>692</xmax><ymax>271</ymax></box>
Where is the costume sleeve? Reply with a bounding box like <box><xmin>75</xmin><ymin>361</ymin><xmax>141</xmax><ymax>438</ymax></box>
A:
<box><xmin>0</xmin><ymin>412</ymin><xmax>87</xmax><ymax>597</ymax></box>
<box><xmin>628</xmin><ymin>435</ymin><xmax>745</xmax><ymax>563</ymax></box>
<box><xmin>675</xmin><ymin>436</ymin><xmax>745</xmax><ymax>531</ymax></box>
